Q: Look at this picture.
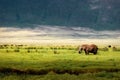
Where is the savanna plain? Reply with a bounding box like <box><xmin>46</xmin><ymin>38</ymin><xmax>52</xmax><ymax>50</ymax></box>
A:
<box><xmin>0</xmin><ymin>39</ymin><xmax>120</xmax><ymax>80</ymax></box>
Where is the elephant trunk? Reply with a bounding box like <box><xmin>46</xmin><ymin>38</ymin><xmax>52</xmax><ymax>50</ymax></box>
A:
<box><xmin>79</xmin><ymin>51</ymin><xmax>81</xmax><ymax>54</ymax></box>
<box><xmin>78</xmin><ymin>48</ymin><xmax>83</xmax><ymax>54</ymax></box>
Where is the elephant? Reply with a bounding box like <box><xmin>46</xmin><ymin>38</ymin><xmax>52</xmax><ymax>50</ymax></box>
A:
<box><xmin>78</xmin><ymin>44</ymin><xmax>98</xmax><ymax>55</ymax></box>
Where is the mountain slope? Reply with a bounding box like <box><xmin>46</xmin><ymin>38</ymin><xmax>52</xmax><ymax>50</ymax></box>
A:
<box><xmin>0</xmin><ymin>0</ymin><xmax>120</xmax><ymax>30</ymax></box>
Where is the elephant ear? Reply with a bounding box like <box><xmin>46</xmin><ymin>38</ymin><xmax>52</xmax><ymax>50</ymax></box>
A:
<box><xmin>88</xmin><ymin>45</ymin><xmax>94</xmax><ymax>50</ymax></box>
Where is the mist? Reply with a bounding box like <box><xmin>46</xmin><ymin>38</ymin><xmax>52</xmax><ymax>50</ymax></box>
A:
<box><xmin>0</xmin><ymin>25</ymin><xmax>120</xmax><ymax>39</ymax></box>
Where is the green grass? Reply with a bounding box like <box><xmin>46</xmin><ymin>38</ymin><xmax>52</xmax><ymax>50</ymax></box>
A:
<box><xmin>0</xmin><ymin>72</ymin><xmax>120</xmax><ymax>80</ymax></box>
<box><xmin>0</xmin><ymin>45</ymin><xmax>120</xmax><ymax>80</ymax></box>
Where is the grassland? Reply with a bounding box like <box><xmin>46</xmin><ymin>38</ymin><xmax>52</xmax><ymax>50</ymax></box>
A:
<box><xmin>0</xmin><ymin>44</ymin><xmax>120</xmax><ymax>80</ymax></box>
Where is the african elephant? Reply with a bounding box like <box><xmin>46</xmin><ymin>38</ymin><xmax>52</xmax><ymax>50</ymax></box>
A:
<box><xmin>78</xmin><ymin>44</ymin><xmax>98</xmax><ymax>55</ymax></box>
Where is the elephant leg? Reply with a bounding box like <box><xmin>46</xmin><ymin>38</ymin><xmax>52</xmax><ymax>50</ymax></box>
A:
<box><xmin>85</xmin><ymin>50</ymin><xmax>89</xmax><ymax>55</ymax></box>
<box><xmin>93</xmin><ymin>52</ymin><xmax>97</xmax><ymax>55</ymax></box>
<box><xmin>93</xmin><ymin>50</ymin><xmax>97</xmax><ymax>55</ymax></box>
<box><xmin>87</xmin><ymin>52</ymin><xmax>89</xmax><ymax>55</ymax></box>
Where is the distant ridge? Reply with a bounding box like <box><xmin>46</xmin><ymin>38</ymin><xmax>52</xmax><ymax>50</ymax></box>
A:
<box><xmin>0</xmin><ymin>0</ymin><xmax>120</xmax><ymax>30</ymax></box>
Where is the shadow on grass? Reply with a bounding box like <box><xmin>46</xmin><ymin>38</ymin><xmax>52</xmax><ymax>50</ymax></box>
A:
<box><xmin>0</xmin><ymin>59</ymin><xmax>120</xmax><ymax>75</ymax></box>
<box><xmin>0</xmin><ymin>67</ymin><xmax>120</xmax><ymax>75</ymax></box>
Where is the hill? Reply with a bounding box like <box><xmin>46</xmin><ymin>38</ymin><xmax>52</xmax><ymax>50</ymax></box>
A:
<box><xmin>0</xmin><ymin>0</ymin><xmax>120</xmax><ymax>30</ymax></box>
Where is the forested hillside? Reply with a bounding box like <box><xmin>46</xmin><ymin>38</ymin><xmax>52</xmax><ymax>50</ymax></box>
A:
<box><xmin>0</xmin><ymin>0</ymin><xmax>120</xmax><ymax>30</ymax></box>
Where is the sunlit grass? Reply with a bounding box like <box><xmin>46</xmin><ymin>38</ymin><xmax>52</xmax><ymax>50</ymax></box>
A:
<box><xmin>0</xmin><ymin>44</ymin><xmax>120</xmax><ymax>80</ymax></box>
<box><xmin>0</xmin><ymin>46</ymin><xmax>120</xmax><ymax>69</ymax></box>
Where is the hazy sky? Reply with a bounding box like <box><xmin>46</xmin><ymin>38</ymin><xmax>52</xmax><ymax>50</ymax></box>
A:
<box><xmin>0</xmin><ymin>25</ymin><xmax>120</xmax><ymax>45</ymax></box>
<box><xmin>0</xmin><ymin>25</ymin><xmax>120</xmax><ymax>39</ymax></box>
